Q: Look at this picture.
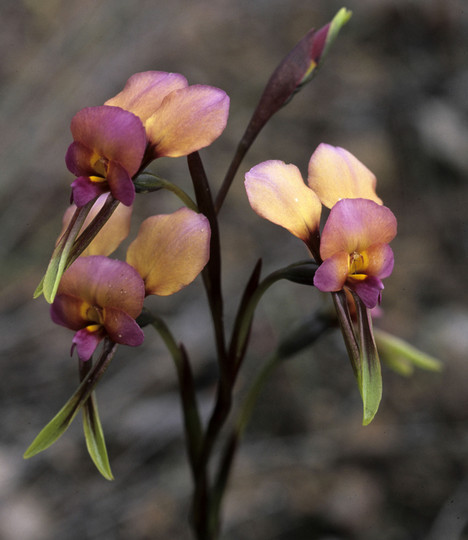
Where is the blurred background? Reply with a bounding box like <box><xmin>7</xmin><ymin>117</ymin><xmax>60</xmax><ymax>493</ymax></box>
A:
<box><xmin>1</xmin><ymin>0</ymin><xmax>468</xmax><ymax>538</ymax></box>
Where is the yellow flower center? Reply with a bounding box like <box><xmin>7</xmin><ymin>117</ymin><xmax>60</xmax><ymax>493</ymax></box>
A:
<box><xmin>348</xmin><ymin>250</ymin><xmax>368</xmax><ymax>281</ymax></box>
<box><xmin>90</xmin><ymin>151</ymin><xmax>109</xmax><ymax>178</ymax></box>
<box><xmin>80</xmin><ymin>302</ymin><xmax>104</xmax><ymax>325</ymax></box>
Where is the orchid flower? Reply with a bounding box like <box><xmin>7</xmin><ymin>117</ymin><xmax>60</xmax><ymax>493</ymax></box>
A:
<box><xmin>245</xmin><ymin>143</ymin><xmax>396</xmax><ymax>306</ymax></box>
<box><xmin>126</xmin><ymin>207</ymin><xmax>211</xmax><ymax>296</ymax></box>
<box><xmin>50</xmin><ymin>256</ymin><xmax>145</xmax><ymax>361</ymax></box>
<box><xmin>66</xmin><ymin>106</ymin><xmax>147</xmax><ymax>207</ymax></box>
<box><xmin>50</xmin><ymin>207</ymin><xmax>210</xmax><ymax>361</ymax></box>
<box><xmin>245</xmin><ymin>144</ymin><xmax>397</xmax><ymax>423</ymax></box>
<box><xmin>105</xmin><ymin>71</ymin><xmax>230</xmax><ymax>163</ymax></box>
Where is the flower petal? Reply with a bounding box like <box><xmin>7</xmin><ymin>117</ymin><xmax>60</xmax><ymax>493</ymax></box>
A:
<box><xmin>244</xmin><ymin>160</ymin><xmax>322</xmax><ymax>243</ymax></box>
<box><xmin>348</xmin><ymin>276</ymin><xmax>384</xmax><ymax>309</ymax></box>
<box><xmin>65</xmin><ymin>141</ymin><xmax>96</xmax><ymax>177</ymax></box>
<box><xmin>70</xmin><ymin>106</ymin><xmax>147</xmax><ymax>176</ymax></box>
<box><xmin>57</xmin><ymin>256</ymin><xmax>145</xmax><ymax>318</ymax></box>
<box><xmin>60</xmin><ymin>195</ymin><xmax>132</xmax><ymax>257</ymax></box>
<box><xmin>105</xmin><ymin>71</ymin><xmax>188</xmax><ymax>123</ymax></box>
<box><xmin>126</xmin><ymin>208</ymin><xmax>210</xmax><ymax>296</ymax></box>
<box><xmin>71</xmin><ymin>328</ymin><xmax>104</xmax><ymax>361</ymax></box>
<box><xmin>106</xmin><ymin>160</ymin><xmax>135</xmax><ymax>206</ymax></box>
<box><xmin>103</xmin><ymin>306</ymin><xmax>145</xmax><ymax>346</ymax></box>
<box><xmin>71</xmin><ymin>177</ymin><xmax>108</xmax><ymax>207</ymax></box>
<box><xmin>320</xmin><ymin>199</ymin><xmax>397</xmax><ymax>260</ymax></box>
<box><xmin>308</xmin><ymin>143</ymin><xmax>382</xmax><ymax>208</ymax></box>
<box><xmin>51</xmin><ymin>294</ymin><xmax>87</xmax><ymax>330</ymax></box>
<box><xmin>313</xmin><ymin>251</ymin><xmax>348</xmax><ymax>292</ymax></box>
<box><xmin>145</xmin><ymin>85</ymin><xmax>229</xmax><ymax>158</ymax></box>
<box><xmin>365</xmin><ymin>243</ymin><xmax>394</xmax><ymax>279</ymax></box>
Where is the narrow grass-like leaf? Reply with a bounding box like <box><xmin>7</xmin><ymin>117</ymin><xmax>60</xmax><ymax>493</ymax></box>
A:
<box><xmin>38</xmin><ymin>201</ymin><xmax>94</xmax><ymax>302</ymax></box>
<box><xmin>375</xmin><ymin>329</ymin><xmax>442</xmax><ymax>374</ymax></box>
<box><xmin>355</xmin><ymin>297</ymin><xmax>382</xmax><ymax>425</ymax></box>
<box><xmin>23</xmin><ymin>387</ymin><xmax>84</xmax><ymax>458</ymax></box>
<box><xmin>24</xmin><ymin>341</ymin><xmax>117</xmax><ymax>458</ymax></box>
<box><xmin>82</xmin><ymin>393</ymin><xmax>114</xmax><ymax>480</ymax></box>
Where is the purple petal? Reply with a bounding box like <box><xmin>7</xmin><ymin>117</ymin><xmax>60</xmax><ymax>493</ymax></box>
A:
<box><xmin>57</xmin><ymin>256</ymin><xmax>145</xmax><ymax>318</ymax></box>
<box><xmin>71</xmin><ymin>328</ymin><xmax>104</xmax><ymax>361</ymax></box>
<box><xmin>51</xmin><ymin>294</ymin><xmax>87</xmax><ymax>330</ymax></box>
<box><xmin>106</xmin><ymin>160</ymin><xmax>135</xmax><ymax>206</ymax></box>
<box><xmin>70</xmin><ymin>106</ymin><xmax>147</xmax><ymax>176</ymax></box>
<box><xmin>104</xmin><ymin>307</ymin><xmax>145</xmax><ymax>346</ymax></box>
<box><xmin>313</xmin><ymin>252</ymin><xmax>348</xmax><ymax>292</ymax></box>
<box><xmin>348</xmin><ymin>276</ymin><xmax>384</xmax><ymax>309</ymax></box>
<box><xmin>71</xmin><ymin>177</ymin><xmax>108</xmax><ymax>207</ymax></box>
<box><xmin>320</xmin><ymin>198</ymin><xmax>397</xmax><ymax>260</ymax></box>
<box><xmin>65</xmin><ymin>141</ymin><xmax>96</xmax><ymax>176</ymax></box>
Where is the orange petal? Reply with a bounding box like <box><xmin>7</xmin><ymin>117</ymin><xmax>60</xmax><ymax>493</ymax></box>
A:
<box><xmin>307</xmin><ymin>143</ymin><xmax>382</xmax><ymax>208</ymax></box>
<box><xmin>244</xmin><ymin>160</ymin><xmax>322</xmax><ymax>243</ymax></box>
<box><xmin>145</xmin><ymin>85</ymin><xmax>229</xmax><ymax>158</ymax></box>
<box><xmin>126</xmin><ymin>208</ymin><xmax>211</xmax><ymax>296</ymax></box>
<box><xmin>60</xmin><ymin>195</ymin><xmax>132</xmax><ymax>257</ymax></box>
<box><xmin>105</xmin><ymin>71</ymin><xmax>188</xmax><ymax>123</ymax></box>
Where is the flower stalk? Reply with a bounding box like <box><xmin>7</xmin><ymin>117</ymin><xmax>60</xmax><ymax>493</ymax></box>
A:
<box><xmin>26</xmin><ymin>8</ymin><xmax>442</xmax><ymax>540</ymax></box>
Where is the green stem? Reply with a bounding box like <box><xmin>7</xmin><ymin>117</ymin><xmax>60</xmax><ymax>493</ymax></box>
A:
<box><xmin>211</xmin><ymin>311</ymin><xmax>332</xmax><ymax>529</ymax></box>
<box><xmin>201</xmin><ymin>260</ymin><xmax>318</xmax><ymax>467</ymax></box>
<box><xmin>230</xmin><ymin>260</ymin><xmax>318</xmax><ymax>374</ymax></box>
<box><xmin>68</xmin><ymin>195</ymin><xmax>120</xmax><ymax>262</ymax></box>
<box><xmin>215</xmin><ymin>137</ymin><xmax>251</xmax><ymax>214</ymax></box>
<box><xmin>37</xmin><ymin>199</ymin><xmax>94</xmax><ymax>301</ymax></box>
<box><xmin>134</xmin><ymin>172</ymin><xmax>198</xmax><ymax>211</ymax></box>
<box><xmin>147</xmin><ymin>312</ymin><xmax>203</xmax><ymax>476</ymax></box>
<box><xmin>196</xmin><ymin>264</ymin><xmax>287</xmax><ymax>478</ymax></box>
<box><xmin>24</xmin><ymin>339</ymin><xmax>117</xmax><ymax>458</ymax></box>
<box><xmin>187</xmin><ymin>153</ymin><xmax>227</xmax><ymax>365</ymax></box>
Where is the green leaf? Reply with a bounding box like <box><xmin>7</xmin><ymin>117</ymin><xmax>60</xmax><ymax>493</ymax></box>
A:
<box><xmin>229</xmin><ymin>259</ymin><xmax>263</xmax><ymax>367</ymax></box>
<box><xmin>23</xmin><ymin>389</ymin><xmax>83</xmax><ymax>458</ymax></box>
<box><xmin>374</xmin><ymin>329</ymin><xmax>442</xmax><ymax>374</ymax></box>
<box><xmin>82</xmin><ymin>393</ymin><xmax>114</xmax><ymax>480</ymax></box>
<box><xmin>24</xmin><ymin>341</ymin><xmax>117</xmax><ymax>458</ymax></box>
<box><xmin>37</xmin><ymin>201</ymin><xmax>94</xmax><ymax>303</ymax></box>
<box><xmin>354</xmin><ymin>297</ymin><xmax>382</xmax><ymax>426</ymax></box>
<box><xmin>134</xmin><ymin>172</ymin><xmax>198</xmax><ymax>211</ymax></box>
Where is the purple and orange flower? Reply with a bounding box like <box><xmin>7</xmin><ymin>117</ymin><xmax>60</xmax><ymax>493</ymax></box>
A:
<box><xmin>66</xmin><ymin>71</ymin><xmax>230</xmax><ymax>208</ymax></box>
<box><xmin>245</xmin><ymin>143</ymin><xmax>397</xmax><ymax>308</ymax></box>
<box><xmin>66</xmin><ymin>106</ymin><xmax>147</xmax><ymax>207</ymax></box>
<box><xmin>51</xmin><ymin>256</ymin><xmax>145</xmax><ymax>361</ymax></box>
<box><xmin>50</xmin><ymin>207</ymin><xmax>211</xmax><ymax>360</ymax></box>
